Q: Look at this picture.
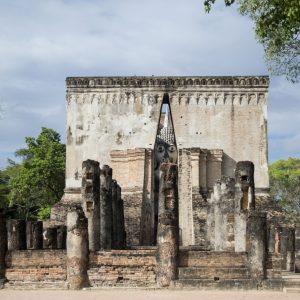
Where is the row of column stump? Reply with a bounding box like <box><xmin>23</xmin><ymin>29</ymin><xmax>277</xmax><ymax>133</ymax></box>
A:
<box><xmin>82</xmin><ymin>160</ymin><xmax>126</xmax><ymax>251</ymax></box>
<box><xmin>5</xmin><ymin>220</ymin><xmax>67</xmax><ymax>251</ymax></box>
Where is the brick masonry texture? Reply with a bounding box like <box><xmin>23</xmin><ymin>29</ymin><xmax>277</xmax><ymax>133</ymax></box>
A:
<box><xmin>88</xmin><ymin>249</ymin><xmax>157</xmax><ymax>287</ymax></box>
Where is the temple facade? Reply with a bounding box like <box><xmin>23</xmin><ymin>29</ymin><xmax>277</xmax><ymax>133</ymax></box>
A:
<box><xmin>55</xmin><ymin>76</ymin><xmax>269</xmax><ymax>246</ymax></box>
<box><xmin>1</xmin><ymin>76</ymin><xmax>299</xmax><ymax>290</ymax></box>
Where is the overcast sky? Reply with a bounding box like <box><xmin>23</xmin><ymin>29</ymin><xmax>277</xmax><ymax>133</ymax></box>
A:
<box><xmin>0</xmin><ymin>0</ymin><xmax>299</xmax><ymax>168</ymax></box>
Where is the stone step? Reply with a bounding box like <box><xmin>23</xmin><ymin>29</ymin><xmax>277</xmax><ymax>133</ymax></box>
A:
<box><xmin>284</xmin><ymin>288</ymin><xmax>300</xmax><ymax>293</ymax></box>
<box><xmin>178</xmin><ymin>267</ymin><xmax>250</xmax><ymax>280</ymax></box>
<box><xmin>179</xmin><ymin>251</ymin><xmax>248</xmax><ymax>268</ymax></box>
<box><xmin>282</xmin><ymin>271</ymin><xmax>300</xmax><ymax>288</ymax></box>
<box><xmin>4</xmin><ymin>280</ymin><xmax>66</xmax><ymax>289</ymax></box>
<box><xmin>173</xmin><ymin>278</ymin><xmax>257</xmax><ymax>290</ymax></box>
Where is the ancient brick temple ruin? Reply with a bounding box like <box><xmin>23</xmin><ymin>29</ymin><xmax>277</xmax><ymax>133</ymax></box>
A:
<box><xmin>1</xmin><ymin>76</ymin><xmax>300</xmax><ymax>290</ymax></box>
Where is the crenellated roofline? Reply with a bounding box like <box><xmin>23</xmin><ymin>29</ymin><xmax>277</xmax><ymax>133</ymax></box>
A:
<box><xmin>66</xmin><ymin>76</ymin><xmax>269</xmax><ymax>89</ymax></box>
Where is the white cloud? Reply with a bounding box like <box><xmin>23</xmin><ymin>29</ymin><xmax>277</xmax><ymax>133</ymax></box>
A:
<box><xmin>0</xmin><ymin>0</ymin><xmax>299</xmax><ymax>168</ymax></box>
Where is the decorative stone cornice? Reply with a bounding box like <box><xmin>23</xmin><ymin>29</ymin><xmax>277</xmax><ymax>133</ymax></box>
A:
<box><xmin>66</xmin><ymin>76</ymin><xmax>269</xmax><ymax>89</ymax></box>
<box><xmin>66</xmin><ymin>91</ymin><xmax>267</xmax><ymax>106</ymax></box>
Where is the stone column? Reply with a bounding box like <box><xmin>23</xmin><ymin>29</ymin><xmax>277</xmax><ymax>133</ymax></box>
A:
<box><xmin>156</xmin><ymin>163</ymin><xmax>179</xmax><ymax>287</ymax></box>
<box><xmin>190</xmin><ymin>148</ymin><xmax>200</xmax><ymax>193</ymax></box>
<box><xmin>140</xmin><ymin>148</ymin><xmax>153</xmax><ymax>246</ymax></box>
<box><xmin>57</xmin><ymin>225</ymin><xmax>67</xmax><ymax>249</ymax></box>
<box><xmin>111</xmin><ymin>180</ymin><xmax>118</xmax><ymax>249</ymax></box>
<box><xmin>280</xmin><ymin>226</ymin><xmax>288</xmax><ymax>270</ymax></box>
<box><xmin>0</xmin><ymin>211</ymin><xmax>7</xmax><ymax>285</ymax></box>
<box><xmin>235</xmin><ymin>161</ymin><xmax>255</xmax><ymax>210</ymax></box>
<box><xmin>286</xmin><ymin>228</ymin><xmax>295</xmax><ymax>271</ymax></box>
<box><xmin>43</xmin><ymin>227</ymin><xmax>57</xmax><ymax>249</ymax></box>
<box><xmin>206</xmin><ymin>150</ymin><xmax>223</xmax><ymax>190</ymax></box>
<box><xmin>82</xmin><ymin>159</ymin><xmax>100</xmax><ymax>251</ymax></box>
<box><xmin>112</xmin><ymin>182</ymin><xmax>125</xmax><ymax>249</ymax></box>
<box><xmin>178</xmin><ymin>149</ymin><xmax>193</xmax><ymax>246</ymax></box>
<box><xmin>7</xmin><ymin>219</ymin><xmax>26</xmax><ymax>250</ymax></box>
<box><xmin>274</xmin><ymin>226</ymin><xmax>281</xmax><ymax>254</ymax></box>
<box><xmin>99</xmin><ymin>165</ymin><xmax>112</xmax><ymax>249</ymax></box>
<box><xmin>213</xmin><ymin>177</ymin><xmax>235</xmax><ymax>251</ymax></box>
<box><xmin>234</xmin><ymin>161</ymin><xmax>255</xmax><ymax>252</ymax></box>
<box><xmin>267</xmin><ymin>224</ymin><xmax>276</xmax><ymax>253</ymax></box>
<box><xmin>66</xmin><ymin>206</ymin><xmax>89</xmax><ymax>290</ymax></box>
<box><xmin>246</xmin><ymin>212</ymin><xmax>267</xmax><ymax>280</ymax></box>
<box><xmin>295</xmin><ymin>227</ymin><xmax>300</xmax><ymax>273</ymax></box>
<box><xmin>199</xmin><ymin>149</ymin><xmax>208</xmax><ymax>196</ymax></box>
<box><xmin>26</xmin><ymin>221</ymin><xmax>43</xmax><ymax>249</ymax></box>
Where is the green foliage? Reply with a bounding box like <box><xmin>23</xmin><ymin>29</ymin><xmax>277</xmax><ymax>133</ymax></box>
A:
<box><xmin>37</xmin><ymin>206</ymin><xmax>51</xmax><ymax>220</ymax></box>
<box><xmin>269</xmin><ymin>157</ymin><xmax>300</xmax><ymax>225</ymax></box>
<box><xmin>0</xmin><ymin>160</ymin><xmax>20</xmax><ymax>213</ymax></box>
<box><xmin>204</xmin><ymin>0</ymin><xmax>300</xmax><ymax>82</ymax></box>
<box><xmin>0</xmin><ymin>169</ymin><xmax>10</xmax><ymax>210</ymax></box>
<box><xmin>8</xmin><ymin>128</ymin><xmax>65</xmax><ymax>220</ymax></box>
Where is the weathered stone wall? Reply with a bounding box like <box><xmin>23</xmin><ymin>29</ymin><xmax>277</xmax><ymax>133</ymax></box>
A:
<box><xmin>179</xmin><ymin>249</ymin><xmax>248</xmax><ymax>268</ymax></box>
<box><xmin>111</xmin><ymin>148</ymin><xmax>153</xmax><ymax>246</ymax></box>
<box><xmin>65</xmin><ymin>76</ymin><xmax>269</xmax><ymax>193</ymax></box>
<box><xmin>88</xmin><ymin>249</ymin><xmax>156</xmax><ymax>287</ymax></box>
<box><xmin>192</xmin><ymin>193</ymin><xmax>208</xmax><ymax>247</ymax></box>
<box><xmin>5</xmin><ymin>250</ymin><xmax>66</xmax><ymax>288</ymax></box>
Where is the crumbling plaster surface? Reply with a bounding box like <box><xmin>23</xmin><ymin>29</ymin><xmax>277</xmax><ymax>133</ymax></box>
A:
<box><xmin>65</xmin><ymin>76</ymin><xmax>269</xmax><ymax>190</ymax></box>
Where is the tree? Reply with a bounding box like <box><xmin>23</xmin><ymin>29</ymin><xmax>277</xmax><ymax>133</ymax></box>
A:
<box><xmin>8</xmin><ymin>128</ymin><xmax>65</xmax><ymax>220</ymax></box>
<box><xmin>269</xmin><ymin>157</ymin><xmax>300</xmax><ymax>225</ymax></box>
<box><xmin>0</xmin><ymin>170</ymin><xmax>10</xmax><ymax>210</ymax></box>
<box><xmin>204</xmin><ymin>0</ymin><xmax>300</xmax><ymax>83</ymax></box>
<box><xmin>0</xmin><ymin>160</ymin><xmax>20</xmax><ymax>213</ymax></box>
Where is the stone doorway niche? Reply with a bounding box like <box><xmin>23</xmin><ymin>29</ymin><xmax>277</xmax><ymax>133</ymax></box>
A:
<box><xmin>153</xmin><ymin>93</ymin><xmax>178</xmax><ymax>245</ymax></box>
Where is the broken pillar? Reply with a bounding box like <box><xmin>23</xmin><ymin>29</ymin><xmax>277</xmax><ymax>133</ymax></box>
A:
<box><xmin>26</xmin><ymin>221</ymin><xmax>43</xmax><ymax>249</ymax></box>
<box><xmin>112</xmin><ymin>181</ymin><xmax>125</xmax><ymax>249</ymax></box>
<box><xmin>246</xmin><ymin>211</ymin><xmax>267</xmax><ymax>281</ymax></box>
<box><xmin>213</xmin><ymin>177</ymin><xmax>235</xmax><ymax>251</ymax></box>
<box><xmin>235</xmin><ymin>161</ymin><xmax>255</xmax><ymax>210</ymax></box>
<box><xmin>7</xmin><ymin>219</ymin><xmax>26</xmax><ymax>250</ymax></box>
<box><xmin>0</xmin><ymin>211</ymin><xmax>7</xmax><ymax>285</ymax></box>
<box><xmin>57</xmin><ymin>225</ymin><xmax>67</xmax><ymax>249</ymax></box>
<box><xmin>43</xmin><ymin>227</ymin><xmax>57</xmax><ymax>249</ymax></box>
<box><xmin>99</xmin><ymin>165</ymin><xmax>112</xmax><ymax>249</ymax></box>
<box><xmin>295</xmin><ymin>227</ymin><xmax>300</xmax><ymax>273</ymax></box>
<box><xmin>81</xmin><ymin>159</ymin><xmax>100</xmax><ymax>251</ymax></box>
<box><xmin>199</xmin><ymin>149</ymin><xmax>208</xmax><ymax>197</ymax></box>
<box><xmin>111</xmin><ymin>180</ymin><xmax>118</xmax><ymax>249</ymax></box>
<box><xmin>234</xmin><ymin>161</ymin><xmax>255</xmax><ymax>252</ymax></box>
<box><xmin>117</xmin><ymin>185</ymin><xmax>126</xmax><ymax>249</ymax></box>
<box><xmin>280</xmin><ymin>226</ymin><xmax>288</xmax><ymax>270</ymax></box>
<box><xmin>66</xmin><ymin>206</ymin><xmax>89</xmax><ymax>289</ymax></box>
<box><xmin>274</xmin><ymin>226</ymin><xmax>281</xmax><ymax>254</ymax></box>
<box><xmin>267</xmin><ymin>224</ymin><xmax>276</xmax><ymax>253</ymax></box>
<box><xmin>206</xmin><ymin>150</ymin><xmax>223</xmax><ymax>190</ymax></box>
<box><xmin>156</xmin><ymin>162</ymin><xmax>179</xmax><ymax>287</ymax></box>
<box><xmin>286</xmin><ymin>227</ymin><xmax>295</xmax><ymax>271</ymax></box>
